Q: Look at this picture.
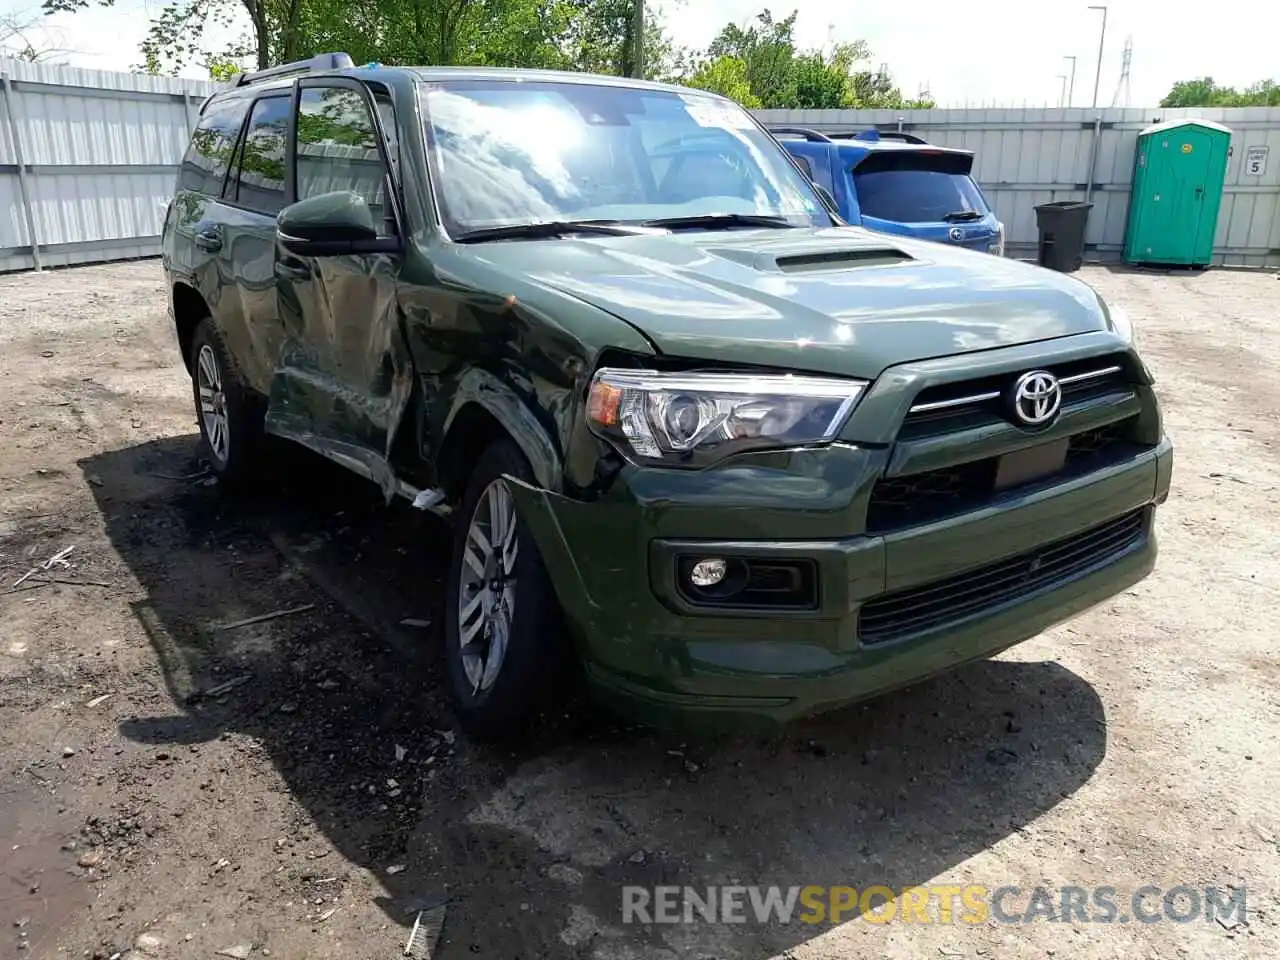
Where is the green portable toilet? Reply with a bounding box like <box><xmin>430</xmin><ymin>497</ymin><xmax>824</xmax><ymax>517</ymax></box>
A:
<box><xmin>1124</xmin><ymin>119</ymin><xmax>1231</xmax><ymax>267</ymax></box>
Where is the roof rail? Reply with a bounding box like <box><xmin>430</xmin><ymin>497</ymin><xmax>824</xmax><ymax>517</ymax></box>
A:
<box><xmin>766</xmin><ymin>126</ymin><xmax>833</xmax><ymax>143</ymax></box>
<box><xmin>236</xmin><ymin>52</ymin><xmax>355</xmax><ymax>87</ymax></box>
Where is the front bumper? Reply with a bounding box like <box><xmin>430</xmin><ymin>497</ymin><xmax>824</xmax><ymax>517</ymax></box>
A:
<box><xmin>511</xmin><ymin>434</ymin><xmax>1172</xmax><ymax>733</ymax></box>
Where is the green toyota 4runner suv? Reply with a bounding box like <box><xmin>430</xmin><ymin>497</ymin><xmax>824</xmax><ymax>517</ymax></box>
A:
<box><xmin>161</xmin><ymin>54</ymin><xmax>1172</xmax><ymax>740</ymax></box>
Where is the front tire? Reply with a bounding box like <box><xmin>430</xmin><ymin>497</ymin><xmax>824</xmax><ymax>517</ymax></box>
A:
<box><xmin>189</xmin><ymin>317</ymin><xmax>263</xmax><ymax>485</ymax></box>
<box><xmin>443</xmin><ymin>439</ymin><xmax>569</xmax><ymax>741</ymax></box>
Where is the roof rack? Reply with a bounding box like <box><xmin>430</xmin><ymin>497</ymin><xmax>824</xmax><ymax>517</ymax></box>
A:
<box><xmin>766</xmin><ymin>126</ymin><xmax>833</xmax><ymax>143</ymax></box>
<box><xmin>236</xmin><ymin>52</ymin><xmax>355</xmax><ymax>87</ymax></box>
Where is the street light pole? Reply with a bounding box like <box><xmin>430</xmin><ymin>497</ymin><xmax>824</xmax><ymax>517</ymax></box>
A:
<box><xmin>1064</xmin><ymin>55</ymin><xmax>1077</xmax><ymax>107</ymax></box>
<box><xmin>1088</xmin><ymin>5</ymin><xmax>1108</xmax><ymax>108</ymax></box>
<box><xmin>1056</xmin><ymin>74</ymin><xmax>1068</xmax><ymax>108</ymax></box>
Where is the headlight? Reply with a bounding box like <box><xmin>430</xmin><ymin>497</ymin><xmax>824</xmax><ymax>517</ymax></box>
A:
<box><xmin>586</xmin><ymin>368</ymin><xmax>867</xmax><ymax>464</ymax></box>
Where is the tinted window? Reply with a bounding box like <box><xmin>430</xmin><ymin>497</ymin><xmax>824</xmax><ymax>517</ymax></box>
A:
<box><xmin>295</xmin><ymin>87</ymin><xmax>390</xmax><ymax>231</ymax></box>
<box><xmin>853</xmin><ymin>169</ymin><xmax>987</xmax><ymax>223</ymax></box>
<box><xmin>791</xmin><ymin>154</ymin><xmax>814</xmax><ymax>179</ymax></box>
<box><xmin>179</xmin><ymin>97</ymin><xmax>248</xmax><ymax>195</ymax></box>
<box><xmin>420</xmin><ymin>81</ymin><xmax>829</xmax><ymax>234</ymax></box>
<box><xmin>230</xmin><ymin>96</ymin><xmax>290</xmax><ymax>214</ymax></box>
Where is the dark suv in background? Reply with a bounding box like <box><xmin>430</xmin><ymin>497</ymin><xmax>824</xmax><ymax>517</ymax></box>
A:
<box><xmin>162</xmin><ymin>54</ymin><xmax>1172</xmax><ymax>741</ymax></box>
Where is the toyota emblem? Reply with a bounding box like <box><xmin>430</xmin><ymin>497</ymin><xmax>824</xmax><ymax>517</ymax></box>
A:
<box><xmin>948</xmin><ymin>226</ymin><xmax>965</xmax><ymax>242</ymax></box>
<box><xmin>1010</xmin><ymin>370</ymin><xmax>1062</xmax><ymax>427</ymax></box>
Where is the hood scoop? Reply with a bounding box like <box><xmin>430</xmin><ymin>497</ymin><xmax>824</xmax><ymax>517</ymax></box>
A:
<box><xmin>774</xmin><ymin>246</ymin><xmax>914</xmax><ymax>273</ymax></box>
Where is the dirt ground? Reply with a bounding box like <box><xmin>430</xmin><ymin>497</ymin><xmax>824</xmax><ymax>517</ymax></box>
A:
<box><xmin>1</xmin><ymin>260</ymin><xmax>1278</xmax><ymax>960</ymax></box>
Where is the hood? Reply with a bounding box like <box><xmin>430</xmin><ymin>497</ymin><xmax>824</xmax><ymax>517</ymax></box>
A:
<box><xmin>465</xmin><ymin>227</ymin><xmax>1110</xmax><ymax>380</ymax></box>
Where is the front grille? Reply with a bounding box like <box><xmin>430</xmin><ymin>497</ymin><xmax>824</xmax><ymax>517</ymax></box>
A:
<box><xmin>858</xmin><ymin>508</ymin><xmax>1147</xmax><ymax>645</ymax></box>
<box><xmin>900</xmin><ymin>355</ymin><xmax>1132</xmax><ymax>439</ymax></box>
<box><xmin>866</xmin><ymin>419</ymin><xmax>1140</xmax><ymax>532</ymax></box>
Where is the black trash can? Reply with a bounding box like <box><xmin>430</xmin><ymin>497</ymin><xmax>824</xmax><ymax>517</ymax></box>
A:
<box><xmin>1034</xmin><ymin>200</ymin><xmax>1093</xmax><ymax>273</ymax></box>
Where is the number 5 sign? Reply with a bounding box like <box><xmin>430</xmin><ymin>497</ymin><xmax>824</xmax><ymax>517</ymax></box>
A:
<box><xmin>1244</xmin><ymin>145</ymin><xmax>1269</xmax><ymax>176</ymax></box>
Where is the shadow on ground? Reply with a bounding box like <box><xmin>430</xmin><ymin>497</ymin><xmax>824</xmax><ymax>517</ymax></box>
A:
<box><xmin>80</xmin><ymin>436</ymin><xmax>1109</xmax><ymax>959</ymax></box>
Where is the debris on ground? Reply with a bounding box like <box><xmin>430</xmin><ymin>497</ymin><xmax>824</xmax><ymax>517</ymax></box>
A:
<box><xmin>217</xmin><ymin>604</ymin><xmax>315</xmax><ymax>631</ymax></box>
<box><xmin>215</xmin><ymin>944</ymin><xmax>253</xmax><ymax>959</ymax></box>
<box><xmin>404</xmin><ymin>902</ymin><xmax>446</xmax><ymax>959</ymax></box>
<box><xmin>198</xmin><ymin>676</ymin><xmax>251</xmax><ymax>699</ymax></box>
<box><xmin>399</xmin><ymin>617</ymin><xmax>431</xmax><ymax>628</ymax></box>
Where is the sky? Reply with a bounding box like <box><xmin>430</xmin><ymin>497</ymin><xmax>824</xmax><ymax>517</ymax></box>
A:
<box><xmin>3</xmin><ymin>0</ymin><xmax>1275</xmax><ymax>108</ymax></box>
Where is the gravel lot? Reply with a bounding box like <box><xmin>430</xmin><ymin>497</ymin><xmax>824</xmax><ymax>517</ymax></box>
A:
<box><xmin>1</xmin><ymin>260</ymin><xmax>1277</xmax><ymax>960</ymax></box>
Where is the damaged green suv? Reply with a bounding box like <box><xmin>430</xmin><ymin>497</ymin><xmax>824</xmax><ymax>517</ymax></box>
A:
<box><xmin>162</xmin><ymin>54</ymin><xmax>1173</xmax><ymax>740</ymax></box>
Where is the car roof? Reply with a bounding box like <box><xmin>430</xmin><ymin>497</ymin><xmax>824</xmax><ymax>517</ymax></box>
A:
<box><xmin>830</xmin><ymin>138</ymin><xmax>971</xmax><ymax>156</ymax></box>
<box><xmin>208</xmin><ymin>62</ymin><xmax>731</xmax><ymax>106</ymax></box>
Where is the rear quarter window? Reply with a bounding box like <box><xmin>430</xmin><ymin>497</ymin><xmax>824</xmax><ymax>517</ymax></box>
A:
<box><xmin>179</xmin><ymin>97</ymin><xmax>249</xmax><ymax>196</ymax></box>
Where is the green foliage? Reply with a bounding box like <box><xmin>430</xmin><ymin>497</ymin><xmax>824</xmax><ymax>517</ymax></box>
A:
<box><xmin>1160</xmin><ymin>76</ymin><xmax>1280</xmax><ymax>108</ymax></box>
<box><xmin>40</xmin><ymin>0</ymin><xmax>930</xmax><ymax>112</ymax></box>
<box><xmin>682</xmin><ymin>9</ymin><xmax>931</xmax><ymax>110</ymax></box>
<box><xmin>686</xmin><ymin>55</ymin><xmax>760</xmax><ymax>107</ymax></box>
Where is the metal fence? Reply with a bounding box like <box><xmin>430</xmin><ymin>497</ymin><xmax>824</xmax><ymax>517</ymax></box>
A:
<box><xmin>0</xmin><ymin>57</ymin><xmax>218</xmax><ymax>273</ymax></box>
<box><xmin>755</xmin><ymin>106</ymin><xmax>1280</xmax><ymax>268</ymax></box>
<box><xmin>2</xmin><ymin>57</ymin><xmax>1278</xmax><ymax>272</ymax></box>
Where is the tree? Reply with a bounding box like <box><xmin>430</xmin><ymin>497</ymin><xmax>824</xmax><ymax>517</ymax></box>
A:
<box><xmin>681</xmin><ymin>11</ymin><xmax>931</xmax><ymax>110</ymax></box>
<box><xmin>706</xmin><ymin>9</ymin><xmax>797</xmax><ymax>108</ymax></box>
<box><xmin>685</xmin><ymin>54</ymin><xmax>760</xmax><ymax>107</ymax></box>
<box><xmin>1161</xmin><ymin>76</ymin><xmax>1280</xmax><ymax>108</ymax></box>
<box><xmin>2</xmin><ymin>8</ymin><xmax>73</xmax><ymax>62</ymax></box>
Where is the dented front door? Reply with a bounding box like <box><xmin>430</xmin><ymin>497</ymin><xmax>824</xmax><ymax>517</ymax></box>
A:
<box><xmin>269</xmin><ymin>80</ymin><xmax>413</xmax><ymax>489</ymax></box>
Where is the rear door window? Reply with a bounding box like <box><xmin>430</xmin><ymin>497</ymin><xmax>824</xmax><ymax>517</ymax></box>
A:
<box><xmin>228</xmin><ymin>96</ymin><xmax>291</xmax><ymax>215</ymax></box>
<box><xmin>179</xmin><ymin>97</ymin><xmax>249</xmax><ymax>196</ymax></box>
<box><xmin>853</xmin><ymin>152</ymin><xmax>986</xmax><ymax>223</ymax></box>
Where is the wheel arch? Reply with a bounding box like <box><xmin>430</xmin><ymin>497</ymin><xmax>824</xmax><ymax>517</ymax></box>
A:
<box><xmin>434</xmin><ymin>369</ymin><xmax>564</xmax><ymax>502</ymax></box>
<box><xmin>172</xmin><ymin>281</ymin><xmax>210</xmax><ymax>372</ymax></box>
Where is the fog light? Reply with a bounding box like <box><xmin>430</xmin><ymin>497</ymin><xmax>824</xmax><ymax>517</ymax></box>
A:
<box><xmin>689</xmin><ymin>558</ymin><xmax>727</xmax><ymax>587</ymax></box>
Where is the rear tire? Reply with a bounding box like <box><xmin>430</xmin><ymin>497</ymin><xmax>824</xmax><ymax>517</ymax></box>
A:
<box><xmin>189</xmin><ymin>317</ymin><xmax>264</xmax><ymax>486</ymax></box>
<box><xmin>443</xmin><ymin>439</ymin><xmax>570</xmax><ymax>741</ymax></box>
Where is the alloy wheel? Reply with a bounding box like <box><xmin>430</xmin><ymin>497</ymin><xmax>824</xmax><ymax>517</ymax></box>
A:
<box><xmin>457</xmin><ymin>478</ymin><xmax>520</xmax><ymax>695</ymax></box>
<box><xmin>196</xmin><ymin>343</ymin><xmax>229</xmax><ymax>465</ymax></box>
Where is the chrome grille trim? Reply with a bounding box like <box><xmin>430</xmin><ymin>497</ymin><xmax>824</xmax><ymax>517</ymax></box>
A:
<box><xmin>906</xmin><ymin>365</ymin><xmax>1125</xmax><ymax>415</ymax></box>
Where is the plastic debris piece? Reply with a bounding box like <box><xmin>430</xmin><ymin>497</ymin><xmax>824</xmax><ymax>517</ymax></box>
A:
<box><xmin>404</xmin><ymin>903</ymin><xmax>446</xmax><ymax>958</ymax></box>
<box><xmin>411</xmin><ymin>489</ymin><xmax>445</xmax><ymax>511</ymax></box>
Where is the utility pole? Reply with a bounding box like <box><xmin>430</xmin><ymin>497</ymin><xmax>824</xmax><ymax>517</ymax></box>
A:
<box><xmin>1064</xmin><ymin>55</ymin><xmax>1077</xmax><ymax>107</ymax></box>
<box><xmin>1088</xmin><ymin>5</ymin><xmax>1108</xmax><ymax>108</ymax></box>
<box><xmin>630</xmin><ymin>0</ymin><xmax>645</xmax><ymax>79</ymax></box>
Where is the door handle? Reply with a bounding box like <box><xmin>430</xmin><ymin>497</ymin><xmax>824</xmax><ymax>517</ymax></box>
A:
<box><xmin>194</xmin><ymin>229</ymin><xmax>222</xmax><ymax>252</ymax></box>
<box><xmin>274</xmin><ymin>259</ymin><xmax>312</xmax><ymax>281</ymax></box>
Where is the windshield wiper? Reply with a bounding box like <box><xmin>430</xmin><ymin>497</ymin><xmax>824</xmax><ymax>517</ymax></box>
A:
<box><xmin>941</xmin><ymin>210</ymin><xmax>983</xmax><ymax>222</ymax></box>
<box><xmin>453</xmin><ymin>219</ymin><xmax>657</xmax><ymax>243</ymax></box>
<box><xmin>638</xmin><ymin>213</ymin><xmax>798</xmax><ymax>231</ymax></box>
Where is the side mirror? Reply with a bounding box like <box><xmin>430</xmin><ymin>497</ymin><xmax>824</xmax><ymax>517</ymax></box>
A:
<box><xmin>277</xmin><ymin>191</ymin><xmax>400</xmax><ymax>257</ymax></box>
<box><xmin>813</xmin><ymin>183</ymin><xmax>837</xmax><ymax>211</ymax></box>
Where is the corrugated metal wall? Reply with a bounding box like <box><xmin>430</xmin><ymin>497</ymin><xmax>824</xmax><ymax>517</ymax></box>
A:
<box><xmin>2</xmin><ymin>58</ymin><xmax>1278</xmax><ymax>272</ymax></box>
<box><xmin>755</xmin><ymin>106</ymin><xmax>1280</xmax><ymax>268</ymax></box>
<box><xmin>0</xmin><ymin>57</ymin><xmax>219</xmax><ymax>273</ymax></box>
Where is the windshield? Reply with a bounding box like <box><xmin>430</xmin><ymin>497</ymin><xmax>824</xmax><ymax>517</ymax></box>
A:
<box><xmin>419</xmin><ymin>80</ymin><xmax>831</xmax><ymax>234</ymax></box>
<box><xmin>853</xmin><ymin>168</ymin><xmax>988</xmax><ymax>224</ymax></box>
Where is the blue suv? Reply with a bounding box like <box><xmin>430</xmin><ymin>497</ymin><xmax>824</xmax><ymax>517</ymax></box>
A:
<box><xmin>772</xmin><ymin>128</ymin><xmax>1004</xmax><ymax>255</ymax></box>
